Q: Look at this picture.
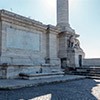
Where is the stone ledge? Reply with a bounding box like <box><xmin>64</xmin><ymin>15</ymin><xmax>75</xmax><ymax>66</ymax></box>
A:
<box><xmin>41</xmin><ymin>64</ymin><xmax>60</xmax><ymax>67</ymax></box>
<box><xmin>19</xmin><ymin>72</ymin><xmax>64</xmax><ymax>77</ymax></box>
<box><xmin>0</xmin><ymin>75</ymin><xmax>86</xmax><ymax>90</ymax></box>
<box><xmin>0</xmin><ymin>9</ymin><xmax>47</xmax><ymax>31</ymax></box>
<box><xmin>19</xmin><ymin>72</ymin><xmax>64</xmax><ymax>80</ymax></box>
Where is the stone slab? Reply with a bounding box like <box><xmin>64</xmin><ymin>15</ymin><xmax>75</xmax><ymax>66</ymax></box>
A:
<box><xmin>19</xmin><ymin>72</ymin><xmax>64</xmax><ymax>80</ymax></box>
<box><xmin>0</xmin><ymin>75</ymin><xmax>86</xmax><ymax>90</ymax></box>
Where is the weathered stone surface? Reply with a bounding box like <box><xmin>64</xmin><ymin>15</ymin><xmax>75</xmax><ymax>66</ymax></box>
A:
<box><xmin>57</xmin><ymin>0</ymin><xmax>75</xmax><ymax>32</ymax></box>
<box><xmin>0</xmin><ymin>10</ymin><xmax>60</xmax><ymax>67</ymax></box>
<box><xmin>0</xmin><ymin>10</ymin><xmax>61</xmax><ymax>78</ymax></box>
<box><xmin>57</xmin><ymin>0</ymin><xmax>69</xmax><ymax>27</ymax></box>
<box><xmin>0</xmin><ymin>0</ymin><xmax>85</xmax><ymax>79</ymax></box>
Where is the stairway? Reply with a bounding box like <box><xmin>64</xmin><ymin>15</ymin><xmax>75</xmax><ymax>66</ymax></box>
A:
<box><xmin>19</xmin><ymin>71</ymin><xmax>64</xmax><ymax>80</ymax></box>
<box><xmin>64</xmin><ymin>67</ymin><xmax>100</xmax><ymax>77</ymax></box>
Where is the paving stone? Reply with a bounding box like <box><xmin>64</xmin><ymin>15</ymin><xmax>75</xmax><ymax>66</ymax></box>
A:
<box><xmin>0</xmin><ymin>79</ymin><xmax>100</xmax><ymax>100</ymax></box>
<box><xmin>0</xmin><ymin>75</ymin><xmax>85</xmax><ymax>89</ymax></box>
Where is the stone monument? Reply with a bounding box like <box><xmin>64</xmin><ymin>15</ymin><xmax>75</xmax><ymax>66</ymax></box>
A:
<box><xmin>57</xmin><ymin>0</ymin><xmax>85</xmax><ymax>68</ymax></box>
<box><xmin>0</xmin><ymin>0</ymin><xmax>85</xmax><ymax>79</ymax></box>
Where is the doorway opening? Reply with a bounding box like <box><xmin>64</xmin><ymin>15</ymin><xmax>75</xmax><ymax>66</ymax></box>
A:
<box><xmin>61</xmin><ymin>58</ymin><xmax>67</xmax><ymax>69</ymax></box>
<box><xmin>79</xmin><ymin>55</ymin><xmax>82</xmax><ymax>67</ymax></box>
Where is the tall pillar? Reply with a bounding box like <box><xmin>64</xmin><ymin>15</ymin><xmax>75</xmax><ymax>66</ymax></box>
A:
<box><xmin>57</xmin><ymin>0</ymin><xmax>85</xmax><ymax>68</ymax></box>
<box><xmin>57</xmin><ymin>0</ymin><xmax>69</xmax><ymax>30</ymax></box>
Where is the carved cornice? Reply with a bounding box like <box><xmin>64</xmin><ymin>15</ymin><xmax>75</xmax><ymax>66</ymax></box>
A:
<box><xmin>0</xmin><ymin>9</ymin><xmax>47</xmax><ymax>31</ymax></box>
<box><xmin>47</xmin><ymin>25</ymin><xmax>60</xmax><ymax>35</ymax></box>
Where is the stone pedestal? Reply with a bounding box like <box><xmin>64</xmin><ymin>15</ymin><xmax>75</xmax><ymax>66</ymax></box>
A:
<box><xmin>58</xmin><ymin>31</ymin><xmax>85</xmax><ymax>68</ymax></box>
<box><xmin>0</xmin><ymin>64</ymin><xmax>64</xmax><ymax>79</ymax></box>
<box><xmin>67</xmin><ymin>48</ymin><xmax>85</xmax><ymax>67</ymax></box>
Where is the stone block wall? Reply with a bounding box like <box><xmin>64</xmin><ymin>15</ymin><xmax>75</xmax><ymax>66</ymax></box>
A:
<box><xmin>0</xmin><ymin>21</ymin><xmax>47</xmax><ymax>65</ymax></box>
<box><xmin>45</xmin><ymin>25</ymin><xmax>60</xmax><ymax>66</ymax></box>
<box><xmin>58</xmin><ymin>33</ymin><xmax>67</xmax><ymax>58</ymax></box>
<box><xmin>0</xmin><ymin>10</ymin><xmax>62</xmax><ymax>79</ymax></box>
<box><xmin>0</xmin><ymin>65</ymin><xmax>56</xmax><ymax>79</ymax></box>
<box><xmin>0</xmin><ymin>10</ymin><xmax>50</xmax><ymax>66</ymax></box>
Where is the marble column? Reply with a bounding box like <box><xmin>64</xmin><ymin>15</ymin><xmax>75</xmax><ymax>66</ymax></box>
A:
<box><xmin>57</xmin><ymin>0</ymin><xmax>69</xmax><ymax>29</ymax></box>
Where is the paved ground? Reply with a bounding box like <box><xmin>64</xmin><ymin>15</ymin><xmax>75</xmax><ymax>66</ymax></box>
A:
<box><xmin>0</xmin><ymin>75</ymin><xmax>85</xmax><ymax>89</ymax></box>
<box><xmin>0</xmin><ymin>79</ymin><xmax>100</xmax><ymax>100</ymax></box>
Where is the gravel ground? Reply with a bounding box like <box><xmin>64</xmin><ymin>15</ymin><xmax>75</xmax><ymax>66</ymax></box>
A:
<box><xmin>0</xmin><ymin>79</ymin><xmax>100</xmax><ymax>100</ymax></box>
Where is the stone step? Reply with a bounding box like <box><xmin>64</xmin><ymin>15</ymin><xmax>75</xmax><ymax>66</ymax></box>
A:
<box><xmin>64</xmin><ymin>67</ymin><xmax>100</xmax><ymax>77</ymax></box>
<box><xmin>19</xmin><ymin>72</ymin><xmax>64</xmax><ymax>80</ymax></box>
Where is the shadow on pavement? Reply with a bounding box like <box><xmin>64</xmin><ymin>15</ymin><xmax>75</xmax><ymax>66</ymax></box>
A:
<box><xmin>0</xmin><ymin>79</ymin><xmax>100</xmax><ymax>100</ymax></box>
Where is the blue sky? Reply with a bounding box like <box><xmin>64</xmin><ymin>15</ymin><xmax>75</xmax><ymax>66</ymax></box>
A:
<box><xmin>0</xmin><ymin>0</ymin><xmax>100</xmax><ymax>58</ymax></box>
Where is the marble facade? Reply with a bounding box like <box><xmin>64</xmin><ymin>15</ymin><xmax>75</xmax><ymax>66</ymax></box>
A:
<box><xmin>0</xmin><ymin>10</ymin><xmax>61</xmax><ymax>78</ymax></box>
<box><xmin>0</xmin><ymin>0</ymin><xmax>85</xmax><ymax>79</ymax></box>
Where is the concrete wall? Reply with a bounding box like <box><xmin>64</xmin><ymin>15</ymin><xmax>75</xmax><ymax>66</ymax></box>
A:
<box><xmin>83</xmin><ymin>58</ymin><xmax>100</xmax><ymax>67</ymax></box>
